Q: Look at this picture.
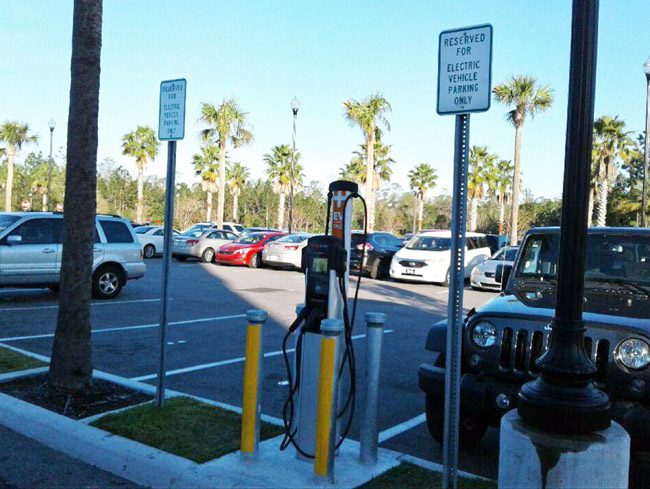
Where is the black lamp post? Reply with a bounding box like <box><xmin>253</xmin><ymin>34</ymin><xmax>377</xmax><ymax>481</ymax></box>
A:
<box><xmin>517</xmin><ymin>0</ymin><xmax>611</xmax><ymax>434</ymax></box>
<box><xmin>289</xmin><ymin>97</ymin><xmax>300</xmax><ymax>234</ymax></box>
<box><xmin>642</xmin><ymin>58</ymin><xmax>650</xmax><ymax>228</ymax></box>
<box><xmin>46</xmin><ymin>119</ymin><xmax>56</xmax><ymax>211</ymax></box>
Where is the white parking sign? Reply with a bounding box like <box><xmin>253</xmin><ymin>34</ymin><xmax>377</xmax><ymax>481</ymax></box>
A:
<box><xmin>437</xmin><ymin>25</ymin><xmax>493</xmax><ymax>115</ymax></box>
<box><xmin>158</xmin><ymin>79</ymin><xmax>187</xmax><ymax>141</ymax></box>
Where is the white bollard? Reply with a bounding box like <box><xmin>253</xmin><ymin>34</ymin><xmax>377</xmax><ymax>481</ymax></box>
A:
<box><xmin>498</xmin><ymin>410</ymin><xmax>630</xmax><ymax>489</ymax></box>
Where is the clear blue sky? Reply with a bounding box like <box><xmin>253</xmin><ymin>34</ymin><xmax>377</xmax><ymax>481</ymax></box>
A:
<box><xmin>2</xmin><ymin>1</ymin><xmax>649</xmax><ymax>198</ymax></box>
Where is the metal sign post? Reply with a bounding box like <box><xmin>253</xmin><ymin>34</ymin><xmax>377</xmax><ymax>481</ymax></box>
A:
<box><xmin>436</xmin><ymin>25</ymin><xmax>492</xmax><ymax>489</ymax></box>
<box><xmin>155</xmin><ymin>78</ymin><xmax>187</xmax><ymax>408</ymax></box>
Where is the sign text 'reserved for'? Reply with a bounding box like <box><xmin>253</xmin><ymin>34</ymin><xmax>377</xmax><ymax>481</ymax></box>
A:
<box><xmin>437</xmin><ymin>25</ymin><xmax>493</xmax><ymax>115</ymax></box>
<box><xmin>158</xmin><ymin>79</ymin><xmax>187</xmax><ymax>141</ymax></box>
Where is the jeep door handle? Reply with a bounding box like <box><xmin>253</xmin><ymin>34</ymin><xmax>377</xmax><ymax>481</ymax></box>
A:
<box><xmin>42</xmin><ymin>248</ymin><xmax>55</xmax><ymax>254</ymax></box>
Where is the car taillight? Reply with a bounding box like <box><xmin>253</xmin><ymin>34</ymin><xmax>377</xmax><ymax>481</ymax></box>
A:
<box><xmin>187</xmin><ymin>239</ymin><xmax>198</xmax><ymax>246</ymax></box>
<box><xmin>285</xmin><ymin>245</ymin><xmax>299</xmax><ymax>251</ymax></box>
<box><xmin>140</xmin><ymin>248</ymin><xmax>144</xmax><ymax>258</ymax></box>
<box><xmin>357</xmin><ymin>242</ymin><xmax>374</xmax><ymax>251</ymax></box>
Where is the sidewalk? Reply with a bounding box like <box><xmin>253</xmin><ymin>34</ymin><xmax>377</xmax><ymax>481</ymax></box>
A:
<box><xmin>0</xmin><ymin>425</ymin><xmax>142</xmax><ymax>489</ymax></box>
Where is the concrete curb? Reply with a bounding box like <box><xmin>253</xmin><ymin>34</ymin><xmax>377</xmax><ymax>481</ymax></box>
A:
<box><xmin>0</xmin><ymin>366</ymin><xmax>48</xmax><ymax>383</ymax></box>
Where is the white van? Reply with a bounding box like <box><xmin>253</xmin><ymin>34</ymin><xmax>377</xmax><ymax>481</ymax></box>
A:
<box><xmin>389</xmin><ymin>230</ymin><xmax>491</xmax><ymax>285</ymax></box>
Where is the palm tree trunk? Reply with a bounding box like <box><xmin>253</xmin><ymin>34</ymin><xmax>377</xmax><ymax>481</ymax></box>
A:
<box><xmin>498</xmin><ymin>195</ymin><xmax>505</xmax><ymax>235</ymax></box>
<box><xmin>49</xmin><ymin>0</ymin><xmax>102</xmax><ymax>391</ymax></box>
<box><xmin>587</xmin><ymin>187</ymin><xmax>595</xmax><ymax>227</ymax></box>
<box><xmin>412</xmin><ymin>197</ymin><xmax>418</xmax><ymax>233</ymax></box>
<box><xmin>216</xmin><ymin>143</ymin><xmax>226</xmax><ymax>228</ymax></box>
<box><xmin>206</xmin><ymin>189</ymin><xmax>213</xmax><ymax>222</ymax></box>
<box><xmin>136</xmin><ymin>163</ymin><xmax>144</xmax><ymax>223</ymax></box>
<box><xmin>418</xmin><ymin>196</ymin><xmax>424</xmax><ymax>231</ymax></box>
<box><xmin>597</xmin><ymin>179</ymin><xmax>609</xmax><ymax>227</ymax></box>
<box><xmin>470</xmin><ymin>197</ymin><xmax>479</xmax><ymax>232</ymax></box>
<box><xmin>232</xmin><ymin>189</ymin><xmax>239</xmax><ymax>222</ymax></box>
<box><xmin>365</xmin><ymin>129</ymin><xmax>376</xmax><ymax>232</ymax></box>
<box><xmin>510</xmin><ymin>121</ymin><xmax>523</xmax><ymax>245</ymax></box>
<box><xmin>4</xmin><ymin>146</ymin><xmax>16</xmax><ymax>211</ymax></box>
<box><xmin>277</xmin><ymin>191</ymin><xmax>286</xmax><ymax>229</ymax></box>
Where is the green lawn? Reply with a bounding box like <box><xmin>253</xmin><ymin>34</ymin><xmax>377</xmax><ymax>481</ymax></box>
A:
<box><xmin>91</xmin><ymin>396</ymin><xmax>284</xmax><ymax>463</ymax></box>
<box><xmin>0</xmin><ymin>347</ymin><xmax>46</xmax><ymax>374</ymax></box>
<box><xmin>360</xmin><ymin>463</ymin><xmax>496</xmax><ymax>489</ymax></box>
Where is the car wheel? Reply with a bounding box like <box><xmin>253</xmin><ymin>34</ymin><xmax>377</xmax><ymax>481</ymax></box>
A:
<box><xmin>92</xmin><ymin>265</ymin><xmax>123</xmax><ymax>300</ymax></box>
<box><xmin>248</xmin><ymin>253</ymin><xmax>261</xmax><ymax>269</ymax></box>
<box><xmin>425</xmin><ymin>394</ymin><xmax>487</xmax><ymax>449</ymax></box>
<box><xmin>370</xmin><ymin>259</ymin><xmax>389</xmax><ymax>280</ymax></box>
<box><xmin>143</xmin><ymin>244</ymin><xmax>156</xmax><ymax>259</ymax></box>
<box><xmin>201</xmin><ymin>248</ymin><xmax>215</xmax><ymax>263</ymax></box>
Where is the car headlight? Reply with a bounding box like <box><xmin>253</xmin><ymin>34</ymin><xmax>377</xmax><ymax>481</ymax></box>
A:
<box><xmin>617</xmin><ymin>339</ymin><xmax>650</xmax><ymax>370</ymax></box>
<box><xmin>471</xmin><ymin>321</ymin><xmax>497</xmax><ymax>348</ymax></box>
<box><xmin>236</xmin><ymin>248</ymin><xmax>248</xmax><ymax>254</ymax></box>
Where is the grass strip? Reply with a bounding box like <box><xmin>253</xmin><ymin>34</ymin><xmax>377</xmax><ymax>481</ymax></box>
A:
<box><xmin>91</xmin><ymin>396</ymin><xmax>284</xmax><ymax>463</ymax></box>
<box><xmin>360</xmin><ymin>462</ymin><xmax>496</xmax><ymax>489</ymax></box>
<box><xmin>0</xmin><ymin>347</ymin><xmax>45</xmax><ymax>374</ymax></box>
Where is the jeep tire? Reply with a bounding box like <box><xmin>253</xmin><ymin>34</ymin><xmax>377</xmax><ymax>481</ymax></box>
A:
<box><xmin>425</xmin><ymin>394</ymin><xmax>487</xmax><ymax>449</ymax></box>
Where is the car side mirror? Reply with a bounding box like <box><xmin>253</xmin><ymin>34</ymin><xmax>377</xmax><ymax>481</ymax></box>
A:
<box><xmin>6</xmin><ymin>235</ymin><xmax>22</xmax><ymax>245</ymax></box>
<box><xmin>495</xmin><ymin>264</ymin><xmax>513</xmax><ymax>291</ymax></box>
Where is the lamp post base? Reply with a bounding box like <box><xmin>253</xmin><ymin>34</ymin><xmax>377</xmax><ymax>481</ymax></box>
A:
<box><xmin>518</xmin><ymin>376</ymin><xmax>611</xmax><ymax>434</ymax></box>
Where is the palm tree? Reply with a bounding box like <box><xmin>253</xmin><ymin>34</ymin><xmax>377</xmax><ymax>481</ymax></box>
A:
<box><xmin>492</xmin><ymin>159</ymin><xmax>514</xmax><ymax>235</ymax></box>
<box><xmin>343</xmin><ymin>93</ymin><xmax>392</xmax><ymax>232</ymax></box>
<box><xmin>192</xmin><ymin>144</ymin><xmax>219</xmax><ymax>222</ymax></box>
<box><xmin>0</xmin><ymin>122</ymin><xmax>38</xmax><ymax>211</ymax></box>
<box><xmin>264</xmin><ymin>144</ymin><xmax>303</xmax><ymax>229</ymax></box>
<box><xmin>200</xmin><ymin>99</ymin><xmax>253</xmax><ymax>229</ymax></box>
<box><xmin>468</xmin><ymin>146</ymin><xmax>496</xmax><ymax>232</ymax></box>
<box><xmin>121</xmin><ymin>126</ymin><xmax>159</xmax><ymax>223</ymax></box>
<box><xmin>493</xmin><ymin>75</ymin><xmax>553</xmax><ymax>244</ymax></box>
<box><xmin>226</xmin><ymin>161</ymin><xmax>249</xmax><ymax>222</ymax></box>
<box><xmin>339</xmin><ymin>141</ymin><xmax>395</xmax><ymax>192</ymax></box>
<box><xmin>49</xmin><ymin>0</ymin><xmax>102</xmax><ymax>392</ymax></box>
<box><xmin>408</xmin><ymin>163</ymin><xmax>438</xmax><ymax>232</ymax></box>
<box><xmin>592</xmin><ymin>115</ymin><xmax>635</xmax><ymax>227</ymax></box>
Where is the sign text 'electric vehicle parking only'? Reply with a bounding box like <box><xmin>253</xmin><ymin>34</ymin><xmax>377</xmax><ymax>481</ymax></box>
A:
<box><xmin>158</xmin><ymin>79</ymin><xmax>187</xmax><ymax>140</ymax></box>
<box><xmin>437</xmin><ymin>24</ymin><xmax>492</xmax><ymax>115</ymax></box>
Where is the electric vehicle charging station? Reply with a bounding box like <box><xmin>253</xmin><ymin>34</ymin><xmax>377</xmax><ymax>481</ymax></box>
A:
<box><xmin>279</xmin><ymin>180</ymin><xmax>361</xmax><ymax>470</ymax></box>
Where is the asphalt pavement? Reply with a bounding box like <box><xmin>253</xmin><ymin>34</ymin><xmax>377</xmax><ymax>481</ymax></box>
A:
<box><xmin>0</xmin><ymin>258</ymin><xmax>500</xmax><ymax>478</ymax></box>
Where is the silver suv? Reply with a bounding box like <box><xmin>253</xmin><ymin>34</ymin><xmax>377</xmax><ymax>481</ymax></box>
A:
<box><xmin>0</xmin><ymin>212</ymin><xmax>146</xmax><ymax>299</ymax></box>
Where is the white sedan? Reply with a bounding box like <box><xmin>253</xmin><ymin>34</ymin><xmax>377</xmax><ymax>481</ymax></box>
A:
<box><xmin>134</xmin><ymin>226</ymin><xmax>180</xmax><ymax>259</ymax></box>
<box><xmin>470</xmin><ymin>245</ymin><xmax>519</xmax><ymax>290</ymax></box>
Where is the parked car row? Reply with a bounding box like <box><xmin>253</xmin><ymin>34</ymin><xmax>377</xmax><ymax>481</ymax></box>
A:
<box><xmin>165</xmin><ymin>224</ymin><xmax>508</xmax><ymax>289</ymax></box>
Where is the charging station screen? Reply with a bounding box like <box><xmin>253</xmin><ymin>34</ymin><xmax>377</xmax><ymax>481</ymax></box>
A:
<box><xmin>312</xmin><ymin>257</ymin><xmax>328</xmax><ymax>274</ymax></box>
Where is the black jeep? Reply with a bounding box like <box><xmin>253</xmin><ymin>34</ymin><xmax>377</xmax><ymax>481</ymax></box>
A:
<box><xmin>418</xmin><ymin>227</ymin><xmax>650</xmax><ymax>448</ymax></box>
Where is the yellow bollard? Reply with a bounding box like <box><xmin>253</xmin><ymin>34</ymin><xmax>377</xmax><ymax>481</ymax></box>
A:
<box><xmin>240</xmin><ymin>309</ymin><xmax>267</xmax><ymax>461</ymax></box>
<box><xmin>314</xmin><ymin>318</ymin><xmax>343</xmax><ymax>482</ymax></box>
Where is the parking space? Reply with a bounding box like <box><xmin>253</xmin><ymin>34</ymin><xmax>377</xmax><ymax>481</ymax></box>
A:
<box><xmin>0</xmin><ymin>259</ymin><xmax>499</xmax><ymax>477</ymax></box>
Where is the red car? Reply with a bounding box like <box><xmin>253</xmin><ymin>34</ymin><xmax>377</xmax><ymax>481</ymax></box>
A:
<box><xmin>214</xmin><ymin>231</ymin><xmax>287</xmax><ymax>268</ymax></box>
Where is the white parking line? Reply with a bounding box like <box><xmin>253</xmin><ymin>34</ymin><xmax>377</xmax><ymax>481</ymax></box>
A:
<box><xmin>0</xmin><ymin>313</ymin><xmax>246</xmax><ymax>343</ymax></box>
<box><xmin>378</xmin><ymin>412</ymin><xmax>427</xmax><ymax>443</ymax></box>
<box><xmin>130</xmin><ymin>329</ymin><xmax>395</xmax><ymax>381</ymax></box>
<box><xmin>0</xmin><ymin>298</ymin><xmax>163</xmax><ymax>312</ymax></box>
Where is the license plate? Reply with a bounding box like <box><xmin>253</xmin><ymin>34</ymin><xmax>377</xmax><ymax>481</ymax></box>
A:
<box><xmin>404</xmin><ymin>268</ymin><xmax>416</xmax><ymax>275</ymax></box>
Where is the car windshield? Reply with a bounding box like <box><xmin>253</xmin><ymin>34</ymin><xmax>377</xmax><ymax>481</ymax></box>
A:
<box><xmin>134</xmin><ymin>226</ymin><xmax>152</xmax><ymax>234</ymax></box>
<box><xmin>277</xmin><ymin>234</ymin><xmax>310</xmax><ymax>243</ymax></box>
<box><xmin>373</xmin><ymin>234</ymin><xmax>403</xmax><ymax>248</ymax></box>
<box><xmin>406</xmin><ymin>236</ymin><xmax>451</xmax><ymax>251</ymax></box>
<box><xmin>0</xmin><ymin>215</ymin><xmax>20</xmax><ymax>233</ymax></box>
<box><xmin>234</xmin><ymin>225</ymin><xmax>244</xmax><ymax>232</ymax></box>
<box><xmin>493</xmin><ymin>247</ymin><xmax>518</xmax><ymax>261</ymax></box>
<box><xmin>236</xmin><ymin>234</ymin><xmax>266</xmax><ymax>244</ymax></box>
<box><xmin>515</xmin><ymin>233</ymin><xmax>650</xmax><ymax>286</ymax></box>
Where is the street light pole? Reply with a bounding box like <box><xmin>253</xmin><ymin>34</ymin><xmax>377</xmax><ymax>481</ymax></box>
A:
<box><xmin>289</xmin><ymin>97</ymin><xmax>300</xmax><ymax>234</ymax></box>
<box><xmin>641</xmin><ymin>58</ymin><xmax>650</xmax><ymax>228</ymax></box>
<box><xmin>518</xmin><ymin>0</ymin><xmax>611</xmax><ymax>434</ymax></box>
<box><xmin>46</xmin><ymin>119</ymin><xmax>56</xmax><ymax>211</ymax></box>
